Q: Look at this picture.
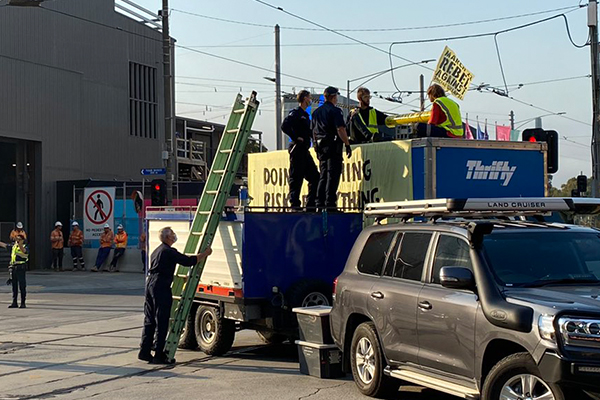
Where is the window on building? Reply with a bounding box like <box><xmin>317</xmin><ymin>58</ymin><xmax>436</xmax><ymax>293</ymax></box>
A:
<box><xmin>357</xmin><ymin>231</ymin><xmax>396</xmax><ymax>276</ymax></box>
<box><xmin>432</xmin><ymin>235</ymin><xmax>472</xmax><ymax>284</ymax></box>
<box><xmin>393</xmin><ymin>232</ymin><xmax>432</xmax><ymax>281</ymax></box>
<box><xmin>129</xmin><ymin>62</ymin><xmax>157</xmax><ymax>138</ymax></box>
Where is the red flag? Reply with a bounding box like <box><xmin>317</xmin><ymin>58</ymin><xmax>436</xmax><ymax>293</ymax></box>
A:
<box><xmin>465</xmin><ymin>118</ymin><xmax>474</xmax><ymax>140</ymax></box>
<box><xmin>496</xmin><ymin>124</ymin><xmax>511</xmax><ymax>141</ymax></box>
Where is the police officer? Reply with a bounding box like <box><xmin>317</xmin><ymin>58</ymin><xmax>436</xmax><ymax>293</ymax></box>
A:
<box><xmin>138</xmin><ymin>227</ymin><xmax>212</xmax><ymax>364</ymax></box>
<box><xmin>311</xmin><ymin>86</ymin><xmax>352</xmax><ymax>211</ymax></box>
<box><xmin>0</xmin><ymin>235</ymin><xmax>28</xmax><ymax>308</ymax></box>
<box><xmin>281</xmin><ymin>90</ymin><xmax>319</xmax><ymax>211</ymax></box>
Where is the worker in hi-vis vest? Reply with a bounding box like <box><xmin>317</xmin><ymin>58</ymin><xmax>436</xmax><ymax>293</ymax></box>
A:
<box><xmin>416</xmin><ymin>84</ymin><xmax>464</xmax><ymax>138</ymax></box>
<box><xmin>0</xmin><ymin>234</ymin><xmax>28</xmax><ymax>308</ymax></box>
<box><xmin>347</xmin><ymin>87</ymin><xmax>388</xmax><ymax>144</ymax></box>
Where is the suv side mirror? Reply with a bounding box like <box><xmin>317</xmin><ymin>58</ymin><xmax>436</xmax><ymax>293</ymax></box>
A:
<box><xmin>440</xmin><ymin>267</ymin><xmax>475</xmax><ymax>290</ymax></box>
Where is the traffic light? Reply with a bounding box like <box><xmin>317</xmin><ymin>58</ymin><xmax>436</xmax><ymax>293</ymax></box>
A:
<box><xmin>522</xmin><ymin>128</ymin><xmax>559</xmax><ymax>174</ymax></box>
<box><xmin>577</xmin><ymin>174</ymin><xmax>588</xmax><ymax>194</ymax></box>
<box><xmin>150</xmin><ymin>179</ymin><xmax>166</xmax><ymax>206</ymax></box>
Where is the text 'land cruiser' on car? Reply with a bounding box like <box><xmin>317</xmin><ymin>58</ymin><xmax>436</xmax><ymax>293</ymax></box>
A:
<box><xmin>330</xmin><ymin>198</ymin><xmax>600</xmax><ymax>400</ymax></box>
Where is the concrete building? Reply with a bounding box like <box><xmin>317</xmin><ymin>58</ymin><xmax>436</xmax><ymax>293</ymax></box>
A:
<box><xmin>0</xmin><ymin>0</ymin><xmax>165</xmax><ymax>268</ymax></box>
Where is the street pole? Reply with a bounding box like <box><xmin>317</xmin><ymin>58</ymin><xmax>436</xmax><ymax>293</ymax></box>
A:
<box><xmin>534</xmin><ymin>117</ymin><xmax>542</xmax><ymax>129</ymax></box>
<box><xmin>162</xmin><ymin>0</ymin><xmax>174</xmax><ymax>204</ymax></box>
<box><xmin>590</xmin><ymin>0</ymin><xmax>600</xmax><ymax>196</ymax></box>
<box><xmin>509</xmin><ymin>110</ymin><xmax>515</xmax><ymax>130</ymax></box>
<box><xmin>419</xmin><ymin>74</ymin><xmax>425</xmax><ymax>111</ymax></box>
<box><xmin>346</xmin><ymin>80</ymin><xmax>350</xmax><ymax>115</ymax></box>
<box><xmin>275</xmin><ymin>24</ymin><xmax>283</xmax><ymax>150</ymax></box>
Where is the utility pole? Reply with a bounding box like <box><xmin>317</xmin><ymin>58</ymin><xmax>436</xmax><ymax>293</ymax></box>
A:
<box><xmin>162</xmin><ymin>0</ymin><xmax>174</xmax><ymax>204</ymax></box>
<box><xmin>419</xmin><ymin>74</ymin><xmax>425</xmax><ymax>111</ymax></box>
<box><xmin>275</xmin><ymin>25</ymin><xmax>283</xmax><ymax>150</ymax></box>
<box><xmin>509</xmin><ymin>110</ymin><xmax>515</xmax><ymax>130</ymax></box>
<box><xmin>590</xmin><ymin>0</ymin><xmax>600</xmax><ymax>197</ymax></box>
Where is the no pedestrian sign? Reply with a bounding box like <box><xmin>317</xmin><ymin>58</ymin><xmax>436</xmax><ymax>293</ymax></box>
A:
<box><xmin>83</xmin><ymin>187</ymin><xmax>115</xmax><ymax>240</ymax></box>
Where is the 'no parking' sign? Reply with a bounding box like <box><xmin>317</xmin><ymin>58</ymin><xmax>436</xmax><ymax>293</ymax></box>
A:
<box><xmin>83</xmin><ymin>187</ymin><xmax>115</xmax><ymax>240</ymax></box>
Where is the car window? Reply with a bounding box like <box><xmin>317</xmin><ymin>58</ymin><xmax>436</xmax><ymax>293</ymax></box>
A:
<box><xmin>357</xmin><ymin>231</ymin><xmax>396</xmax><ymax>276</ymax></box>
<box><xmin>383</xmin><ymin>233</ymin><xmax>403</xmax><ymax>277</ymax></box>
<box><xmin>393</xmin><ymin>232</ymin><xmax>432</xmax><ymax>281</ymax></box>
<box><xmin>432</xmin><ymin>235</ymin><xmax>472</xmax><ymax>284</ymax></box>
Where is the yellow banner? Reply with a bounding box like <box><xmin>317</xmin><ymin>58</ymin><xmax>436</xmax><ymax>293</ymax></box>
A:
<box><xmin>247</xmin><ymin>141</ymin><xmax>413</xmax><ymax>209</ymax></box>
<box><xmin>432</xmin><ymin>46</ymin><xmax>474</xmax><ymax>100</ymax></box>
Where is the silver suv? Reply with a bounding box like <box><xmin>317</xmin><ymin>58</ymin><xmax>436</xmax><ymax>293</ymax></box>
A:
<box><xmin>330</xmin><ymin>205</ymin><xmax>600</xmax><ymax>400</ymax></box>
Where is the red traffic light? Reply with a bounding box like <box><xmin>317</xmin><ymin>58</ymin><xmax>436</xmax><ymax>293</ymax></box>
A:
<box><xmin>528</xmin><ymin>136</ymin><xmax>537</xmax><ymax>143</ymax></box>
<box><xmin>154</xmin><ymin>184</ymin><xmax>161</xmax><ymax>191</ymax></box>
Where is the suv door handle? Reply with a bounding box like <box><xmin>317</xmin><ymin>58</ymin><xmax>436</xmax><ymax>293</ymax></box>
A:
<box><xmin>418</xmin><ymin>301</ymin><xmax>432</xmax><ymax>310</ymax></box>
<box><xmin>370</xmin><ymin>291</ymin><xmax>384</xmax><ymax>300</ymax></box>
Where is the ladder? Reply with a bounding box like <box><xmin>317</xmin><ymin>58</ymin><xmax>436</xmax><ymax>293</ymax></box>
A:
<box><xmin>163</xmin><ymin>91</ymin><xmax>259</xmax><ymax>362</ymax></box>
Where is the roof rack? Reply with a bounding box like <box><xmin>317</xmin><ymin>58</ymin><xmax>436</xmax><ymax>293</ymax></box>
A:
<box><xmin>364</xmin><ymin>198</ymin><xmax>600</xmax><ymax>219</ymax></box>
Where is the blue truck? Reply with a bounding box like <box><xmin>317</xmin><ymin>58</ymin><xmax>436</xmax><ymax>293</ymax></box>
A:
<box><xmin>145</xmin><ymin>138</ymin><xmax>548</xmax><ymax>355</ymax></box>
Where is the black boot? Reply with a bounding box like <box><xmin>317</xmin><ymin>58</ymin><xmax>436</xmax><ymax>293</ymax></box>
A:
<box><xmin>8</xmin><ymin>302</ymin><xmax>18</xmax><ymax>308</ymax></box>
<box><xmin>20</xmin><ymin>303</ymin><xmax>26</xmax><ymax>308</ymax></box>
<box><xmin>138</xmin><ymin>349</ymin><xmax>153</xmax><ymax>362</ymax></box>
<box><xmin>151</xmin><ymin>352</ymin><xmax>175</xmax><ymax>364</ymax></box>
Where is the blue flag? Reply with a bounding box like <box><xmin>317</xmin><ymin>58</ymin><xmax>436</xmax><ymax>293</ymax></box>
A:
<box><xmin>476</xmin><ymin>121</ymin><xmax>484</xmax><ymax>140</ymax></box>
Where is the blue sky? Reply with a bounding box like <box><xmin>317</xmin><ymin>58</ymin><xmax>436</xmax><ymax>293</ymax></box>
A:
<box><xmin>131</xmin><ymin>0</ymin><xmax>593</xmax><ymax>185</ymax></box>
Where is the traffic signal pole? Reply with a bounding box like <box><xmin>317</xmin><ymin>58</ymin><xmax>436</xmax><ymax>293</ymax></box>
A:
<box><xmin>162</xmin><ymin>0</ymin><xmax>174</xmax><ymax>204</ymax></box>
<box><xmin>589</xmin><ymin>0</ymin><xmax>600</xmax><ymax>197</ymax></box>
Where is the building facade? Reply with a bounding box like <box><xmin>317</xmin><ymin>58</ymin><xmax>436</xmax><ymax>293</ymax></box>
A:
<box><xmin>0</xmin><ymin>0</ymin><xmax>165</xmax><ymax>267</ymax></box>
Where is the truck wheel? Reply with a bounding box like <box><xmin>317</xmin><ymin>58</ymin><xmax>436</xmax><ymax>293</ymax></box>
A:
<box><xmin>178</xmin><ymin>305</ymin><xmax>198</xmax><ymax>349</ymax></box>
<box><xmin>256</xmin><ymin>330</ymin><xmax>287</xmax><ymax>344</ymax></box>
<box><xmin>350</xmin><ymin>322</ymin><xmax>399</xmax><ymax>398</ymax></box>
<box><xmin>194</xmin><ymin>305</ymin><xmax>235</xmax><ymax>356</ymax></box>
<box><xmin>287</xmin><ymin>279</ymin><xmax>331</xmax><ymax>308</ymax></box>
<box><xmin>482</xmin><ymin>352</ymin><xmax>565</xmax><ymax>400</ymax></box>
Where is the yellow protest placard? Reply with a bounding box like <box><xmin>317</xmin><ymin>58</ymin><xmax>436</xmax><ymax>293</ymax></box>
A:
<box><xmin>247</xmin><ymin>141</ymin><xmax>413</xmax><ymax>210</ymax></box>
<box><xmin>432</xmin><ymin>46</ymin><xmax>474</xmax><ymax>100</ymax></box>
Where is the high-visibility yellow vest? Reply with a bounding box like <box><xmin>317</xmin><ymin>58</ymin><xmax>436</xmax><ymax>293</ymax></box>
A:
<box><xmin>434</xmin><ymin>97</ymin><xmax>464</xmax><ymax>137</ymax></box>
<box><xmin>357</xmin><ymin>108</ymin><xmax>379</xmax><ymax>135</ymax></box>
<box><xmin>11</xmin><ymin>244</ymin><xmax>28</xmax><ymax>265</ymax></box>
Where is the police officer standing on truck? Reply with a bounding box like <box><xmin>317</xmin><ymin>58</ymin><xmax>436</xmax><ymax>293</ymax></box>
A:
<box><xmin>138</xmin><ymin>227</ymin><xmax>212</xmax><ymax>364</ymax></box>
<box><xmin>281</xmin><ymin>90</ymin><xmax>319</xmax><ymax>211</ymax></box>
<box><xmin>311</xmin><ymin>86</ymin><xmax>352</xmax><ymax>211</ymax></box>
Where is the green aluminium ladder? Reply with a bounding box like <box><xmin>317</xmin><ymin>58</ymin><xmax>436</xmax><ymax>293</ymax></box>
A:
<box><xmin>164</xmin><ymin>91</ymin><xmax>259</xmax><ymax>362</ymax></box>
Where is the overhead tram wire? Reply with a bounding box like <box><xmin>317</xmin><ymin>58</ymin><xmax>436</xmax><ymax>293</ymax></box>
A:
<box><xmin>175</xmin><ymin>44</ymin><xmax>338</xmax><ymax>88</ymax></box>
<box><xmin>172</xmin><ymin>5</ymin><xmax>580</xmax><ymax>32</ymax></box>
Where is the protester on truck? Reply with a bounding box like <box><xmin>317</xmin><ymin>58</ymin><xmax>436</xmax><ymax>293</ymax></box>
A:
<box><xmin>416</xmin><ymin>84</ymin><xmax>464</xmax><ymax>138</ymax></box>
<box><xmin>347</xmin><ymin>87</ymin><xmax>388</xmax><ymax>144</ymax></box>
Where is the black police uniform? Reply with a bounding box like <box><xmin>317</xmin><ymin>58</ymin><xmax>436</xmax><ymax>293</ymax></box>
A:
<box><xmin>281</xmin><ymin>106</ymin><xmax>319</xmax><ymax>209</ymax></box>
<box><xmin>140</xmin><ymin>243</ymin><xmax>197</xmax><ymax>360</ymax></box>
<box><xmin>311</xmin><ymin>101</ymin><xmax>346</xmax><ymax>209</ymax></box>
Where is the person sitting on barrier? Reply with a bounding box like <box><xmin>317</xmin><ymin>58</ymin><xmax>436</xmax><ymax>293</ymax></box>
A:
<box><xmin>138</xmin><ymin>226</ymin><xmax>212</xmax><ymax>364</ymax></box>
<box><xmin>90</xmin><ymin>224</ymin><xmax>113</xmax><ymax>272</ymax></box>
<box><xmin>416</xmin><ymin>84</ymin><xmax>464</xmax><ymax>138</ymax></box>
<box><xmin>109</xmin><ymin>225</ymin><xmax>127</xmax><ymax>272</ymax></box>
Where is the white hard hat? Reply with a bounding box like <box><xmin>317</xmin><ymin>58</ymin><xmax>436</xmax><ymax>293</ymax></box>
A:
<box><xmin>103</xmin><ymin>223</ymin><xmax>110</xmax><ymax>229</ymax></box>
<box><xmin>16</xmin><ymin>222</ymin><xmax>23</xmax><ymax>229</ymax></box>
<box><xmin>72</xmin><ymin>221</ymin><xmax>79</xmax><ymax>226</ymax></box>
<box><xmin>55</xmin><ymin>221</ymin><xmax>62</xmax><ymax>227</ymax></box>
<box><xmin>117</xmin><ymin>224</ymin><xmax>123</xmax><ymax>230</ymax></box>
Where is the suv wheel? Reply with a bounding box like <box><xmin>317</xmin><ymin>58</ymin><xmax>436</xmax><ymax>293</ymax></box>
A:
<box><xmin>482</xmin><ymin>353</ymin><xmax>565</xmax><ymax>400</ymax></box>
<box><xmin>350</xmin><ymin>322</ymin><xmax>399</xmax><ymax>398</ymax></box>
